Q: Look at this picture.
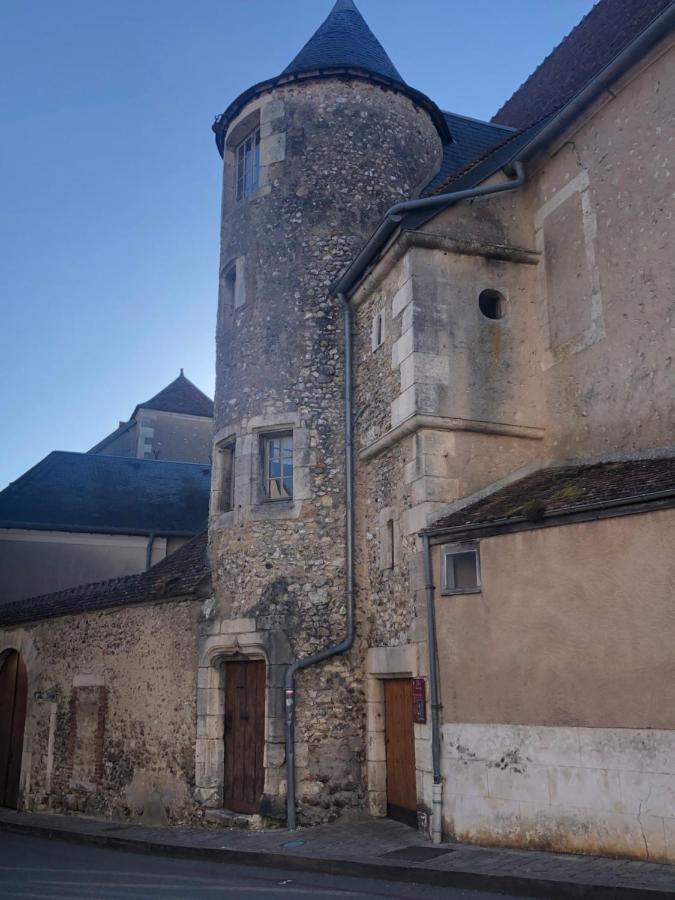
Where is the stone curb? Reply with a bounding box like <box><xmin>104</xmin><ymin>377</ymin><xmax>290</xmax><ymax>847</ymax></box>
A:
<box><xmin>1</xmin><ymin>818</ymin><xmax>673</xmax><ymax>900</ymax></box>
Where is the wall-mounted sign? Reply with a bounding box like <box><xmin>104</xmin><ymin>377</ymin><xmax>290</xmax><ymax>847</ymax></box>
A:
<box><xmin>412</xmin><ymin>677</ymin><xmax>426</xmax><ymax>723</ymax></box>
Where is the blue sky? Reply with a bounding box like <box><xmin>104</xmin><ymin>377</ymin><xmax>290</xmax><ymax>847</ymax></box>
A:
<box><xmin>0</xmin><ymin>0</ymin><xmax>595</xmax><ymax>488</ymax></box>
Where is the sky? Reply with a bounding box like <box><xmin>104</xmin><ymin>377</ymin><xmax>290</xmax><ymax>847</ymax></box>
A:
<box><xmin>0</xmin><ymin>0</ymin><xmax>596</xmax><ymax>489</ymax></box>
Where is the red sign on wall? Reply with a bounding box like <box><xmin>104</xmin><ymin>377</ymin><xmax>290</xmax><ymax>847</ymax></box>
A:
<box><xmin>412</xmin><ymin>677</ymin><xmax>427</xmax><ymax>724</ymax></box>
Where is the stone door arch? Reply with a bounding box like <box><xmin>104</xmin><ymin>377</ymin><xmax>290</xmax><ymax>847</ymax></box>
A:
<box><xmin>0</xmin><ymin>649</ymin><xmax>28</xmax><ymax>808</ymax></box>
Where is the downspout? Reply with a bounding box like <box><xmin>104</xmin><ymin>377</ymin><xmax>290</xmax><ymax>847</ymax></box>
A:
<box><xmin>285</xmin><ymin>292</ymin><xmax>355</xmax><ymax>831</ymax></box>
<box><xmin>285</xmin><ymin>167</ymin><xmax>528</xmax><ymax>831</ymax></box>
<box><xmin>422</xmin><ymin>533</ymin><xmax>443</xmax><ymax>843</ymax></box>
<box><xmin>145</xmin><ymin>531</ymin><xmax>156</xmax><ymax>571</ymax></box>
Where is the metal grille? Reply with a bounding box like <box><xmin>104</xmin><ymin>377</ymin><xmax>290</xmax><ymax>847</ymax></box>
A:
<box><xmin>236</xmin><ymin>128</ymin><xmax>261</xmax><ymax>200</ymax></box>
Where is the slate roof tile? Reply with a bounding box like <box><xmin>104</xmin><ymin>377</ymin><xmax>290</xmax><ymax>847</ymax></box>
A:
<box><xmin>424</xmin><ymin>454</ymin><xmax>675</xmax><ymax>535</ymax></box>
<box><xmin>493</xmin><ymin>0</ymin><xmax>673</xmax><ymax>129</ymax></box>
<box><xmin>283</xmin><ymin>0</ymin><xmax>404</xmax><ymax>83</ymax></box>
<box><xmin>0</xmin><ymin>532</ymin><xmax>209</xmax><ymax>627</ymax></box>
<box><xmin>424</xmin><ymin>112</ymin><xmax>515</xmax><ymax>194</ymax></box>
<box><xmin>0</xmin><ymin>451</ymin><xmax>210</xmax><ymax>535</ymax></box>
<box><xmin>135</xmin><ymin>370</ymin><xmax>213</xmax><ymax>418</ymax></box>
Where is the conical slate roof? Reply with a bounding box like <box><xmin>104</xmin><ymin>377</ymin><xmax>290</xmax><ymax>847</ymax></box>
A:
<box><xmin>283</xmin><ymin>0</ymin><xmax>404</xmax><ymax>83</ymax></box>
<box><xmin>135</xmin><ymin>370</ymin><xmax>214</xmax><ymax>418</ymax></box>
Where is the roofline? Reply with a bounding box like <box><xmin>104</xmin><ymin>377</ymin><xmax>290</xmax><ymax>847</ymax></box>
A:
<box><xmin>88</xmin><ymin>418</ymin><xmax>137</xmax><ymax>454</ymax></box>
<box><xmin>0</xmin><ymin>523</ymin><xmax>202</xmax><ymax>538</ymax></box>
<box><xmin>131</xmin><ymin>404</ymin><xmax>213</xmax><ymax>421</ymax></box>
<box><xmin>336</xmin><ymin>2</ymin><xmax>675</xmax><ymax>296</ymax></box>
<box><xmin>423</xmin><ymin>489</ymin><xmax>675</xmax><ymax>544</ymax></box>
<box><xmin>212</xmin><ymin>67</ymin><xmax>451</xmax><ymax>157</ymax></box>
<box><xmin>442</xmin><ymin>109</ymin><xmax>516</xmax><ymax>133</ymax></box>
<box><xmin>0</xmin><ymin>591</ymin><xmax>204</xmax><ymax>630</ymax></box>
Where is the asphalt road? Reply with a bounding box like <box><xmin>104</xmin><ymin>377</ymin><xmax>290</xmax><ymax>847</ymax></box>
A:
<box><xmin>0</xmin><ymin>832</ymin><xmax>525</xmax><ymax>899</ymax></box>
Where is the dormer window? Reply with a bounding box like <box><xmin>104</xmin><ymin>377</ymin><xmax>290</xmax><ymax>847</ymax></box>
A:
<box><xmin>236</xmin><ymin>128</ymin><xmax>261</xmax><ymax>201</ymax></box>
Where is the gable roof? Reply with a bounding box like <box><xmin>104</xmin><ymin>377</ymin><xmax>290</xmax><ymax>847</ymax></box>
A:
<box><xmin>493</xmin><ymin>0</ymin><xmax>674</xmax><ymax>129</ymax></box>
<box><xmin>424</xmin><ymin>112</ymin><xmax>515</xmax><ymax>194</ymax></box>
<box><xmin>424</xmin><ymin>454</ymin><xmax>675</xmax><ymax>538</ymax></box>
<box><xmin>283</xmin><ymin>0</ymin><xmax>403</xmax><ymax>83</ymax></box>
<box><xmin>0</xmin><ymin>532</ymin><xmax>210</xmax><ymax>627</ymax></box>
<box><xmin>0</xmin><ymin>451</ymin><xmax>210</xmax><ymax>536</ymax></box>
<box><xmin>134</xmin><ymin>370</ymin><xmax>214</xmax><ymax>418</ymax></box>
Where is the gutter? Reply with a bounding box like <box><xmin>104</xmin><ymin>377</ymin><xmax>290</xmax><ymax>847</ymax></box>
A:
<box><xmin>421</xmin><ymin>533</ymin><xmax>443</xmax><ymax>843</ymax></box>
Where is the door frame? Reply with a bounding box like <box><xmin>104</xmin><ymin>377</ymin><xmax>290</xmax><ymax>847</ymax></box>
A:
<box><xmin>364</xmin><ymin>644</ymin><xmax>424</xmax><ymax>826</ymax></box>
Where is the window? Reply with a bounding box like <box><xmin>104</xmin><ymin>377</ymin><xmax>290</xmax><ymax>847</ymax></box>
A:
<box><xmin>479</xmin><ymin>289</ymin><xmax>506</xmax><ymax>320</ymax></box>
<box><xmin>236</xmin><ymin>128</ymin><xmax>261</xmax><ymax>200</ymax></box>
<box><xmin>441</xmin><ymin>544</ymin><xmax>481</xmax><ymax>594</ymax></box>
<box><xmin>372</xmin><ymin>310</ymin><xmax>385</xmax><ymax>351</ymax></box>
<box><xmin>263</xmin><ymin>433</ymin><xmax>293</xmax><ymax>500</ymax></box>
<box><xmin>224</xmin><ymin>264</ymin><xmax>236</xmax><ymax>307</ymax></box>
<box><xmin>218</xmin><ymin>441</ymin><xmax>236</xmax><ymax>512</ymax></box>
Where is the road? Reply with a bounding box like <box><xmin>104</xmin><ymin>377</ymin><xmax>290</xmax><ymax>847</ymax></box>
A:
<box><xmin>0</xmin><ymin>832</ymin><xmax>525</xmax><ymax>899</ymax></box>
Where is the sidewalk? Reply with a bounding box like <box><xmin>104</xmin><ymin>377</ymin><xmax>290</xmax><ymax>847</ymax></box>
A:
<box><xmin>1</xmin><ymin>807</ymin><xmax>674</xmax><ymax>899</ymax></box>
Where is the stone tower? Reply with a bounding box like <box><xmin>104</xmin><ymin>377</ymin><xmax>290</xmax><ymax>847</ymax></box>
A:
<box><xmin>202</xmin><ymin>0</ymin><xmax>445</xmax><ymax>823</ymax></box>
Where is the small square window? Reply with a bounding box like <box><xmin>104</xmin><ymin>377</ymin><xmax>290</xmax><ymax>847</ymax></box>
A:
<box><xmin>262</xmin><ymin>433</ymin><xmax>293</xmax><ymax>500</ymax></box>
<box><xmin>236</xmin><ymin>127</ymin><xmax>261</xmax><ymax>201</ymax></box>
<box><xmin>441</xmin><ymin>544</ymin><xmax>481</xmax><ymax>594</ymax></box>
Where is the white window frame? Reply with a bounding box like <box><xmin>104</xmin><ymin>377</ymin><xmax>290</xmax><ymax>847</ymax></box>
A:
<box><xmin>236</xmin><ymin>127</ymin><xmax>261</xmax><ymax>201</ymax></box>
<box><xmin>441</xmin><ymin>542</ymin><xmax>481</xmax><ymax>595</ymax></box>
<box><xmin>262</xmin><ymin>432</ymin><xmax>293</xmax><ymax>501</ymax></box>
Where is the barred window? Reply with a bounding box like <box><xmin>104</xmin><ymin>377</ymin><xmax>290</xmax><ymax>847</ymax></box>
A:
<box><xmin>236</xmin><ymin>128</ymin><xmax>261</xmax><ymax>201</ymax></box>
<box><xmin>263</xmin><ymin>433</ymin><xmax>293</xmax><ymax>500</ymax></box>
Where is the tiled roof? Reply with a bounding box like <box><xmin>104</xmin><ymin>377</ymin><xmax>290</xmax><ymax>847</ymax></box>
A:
<box><xmin>0</xmin><ymin>532</ymin><xmax>209</xmax><ymax>627</ymax></box>
<box><xmin>283</xmin><ymin>0</ymin><xmax>403</xmax><ymax>83</ymax></box>
<box><xmin>424</xmin><ymin>112</ymin><xmax>515</xmax><ymax>194</ymax></box>
<box><xmin>424</xmin><ymin>455</ymin><xmax>675</xmax><ymax>535</ymax></box>
<box><xmin>493</xmin><ymin>0</ymin><xmax>673</xmax><ymax>129</ymax></box>
<box><xmin>135</xmin><ymin>370</ymin><xmax>213</xmax><ymax>418</ymax></box>
<box><xmin>0</xmin><ymin>451</ymin><xmax>210</xmax><ymax>535</ymax></box>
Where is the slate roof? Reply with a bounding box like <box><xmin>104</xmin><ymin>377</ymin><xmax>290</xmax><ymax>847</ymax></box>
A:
<box><xmin>493</xmin><ymin>0</ymin><xmax>674</xmax><ymax>129</ymax></box>
<box><xmin>134</xmin><ymin>370</ymin><xmax>214</xmax><ymax>418</ymax></box>
<box><xmin>0</xmin><ymin>532</ymin><xmax>210</xmax><ymax>627</ymax></box>
<box><xmin>425</xmin><ymin>112</ymin><xmax>515</xmax><ymax>194</ymax></box>
<box><xmin>0</xmin><ymin>451</ymin><xmax>210</xmax><ymax>535</ymax></box>
<box><xmin>424</xmin><ymin>455</ymin><xmax>675</xmax><ymax>536</ymax></box>
<box><xmin>283</xmin><ymin>0</ymin><xmax>403</xmax><ymax>83</ymax></box>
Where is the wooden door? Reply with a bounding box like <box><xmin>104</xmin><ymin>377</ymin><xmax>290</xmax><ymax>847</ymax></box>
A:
<box><xmin>0</xmin><ymin>651</ymin><xmax>27</xmax><ymax>809</ymax></box>
<box><xmin>223</xmin><ymin>660</ymin><xmax>265</xmax><ymax>814</ymax></box>
<box><xmin>384</xmin><ymin>678</ymin><xmax>417</xmax><ymax>827</ymax></box>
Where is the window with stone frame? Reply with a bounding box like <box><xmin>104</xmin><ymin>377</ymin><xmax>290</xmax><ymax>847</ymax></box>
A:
<box><xmin>262</xmin><ymin>432</ymin><xmax>293</xmax><ymax>500</ymax></box>
<box><xmin>441</xmin><ymin>543</ymin><xmax>481</xmax><ymax>594</ymax></box>
<box><xmin>218</xmin><ymin>440</ymin><xmax>236</xmax><ymax>512</ymax></box>
<box><xmin>236</xmin><ymin>127</ymin><xmax>261</xmax><ymax>201</ymax></box>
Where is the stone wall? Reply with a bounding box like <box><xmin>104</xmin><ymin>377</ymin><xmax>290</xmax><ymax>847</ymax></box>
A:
<box><xmin>0</xmin><ymin>598</ymin><xmax>201</xmax><ymax>824</ymax></box>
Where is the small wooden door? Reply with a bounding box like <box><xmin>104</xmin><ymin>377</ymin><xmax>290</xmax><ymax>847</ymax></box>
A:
<box><xmin>0</xmin><ymin>651</ymin><xmax>27</xmax><ymax>809</ymax></box>
<box><xmin>384</xmin><ymin>678</ymin><xmax>417</xmax><ymax>827</ymax></box>
<box><xmin>223</xmin><ymin>660</ymin><xmax>265</xmax><ymax>814</ymax></box>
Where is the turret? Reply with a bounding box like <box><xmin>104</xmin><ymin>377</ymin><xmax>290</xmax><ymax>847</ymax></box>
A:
<box><xmin>203</xmin><ymin>0</ymin><xmax>445</xmax><ymax>824</ymax></box>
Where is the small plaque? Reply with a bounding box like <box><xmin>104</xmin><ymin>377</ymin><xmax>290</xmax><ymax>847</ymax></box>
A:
<box><xmin>412</xmin><ymin>677</ymin><xmax>426</xmax><ymax>723</ymax></box>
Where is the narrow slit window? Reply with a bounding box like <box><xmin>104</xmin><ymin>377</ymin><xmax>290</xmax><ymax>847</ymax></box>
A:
<box><xmin>263</xmin><ymin>433</ymin><xmax>293</xmax><ymax>500</ymax></box>
<box><xmin>442</xmin><ymin>544</ymin><xmax>481</xmax><ymax>594</ymax></box>
<box><xmin>372</xmin><ymin>310</ymin><xmax>385</xmax><ymax>351</ymax></box>
<box><xmin>219</xmin><ymin>441</ymin><xmax>236</xmax><ymax>512</ymax></box>
<box><xmin>236</xmin><ymin>128</ymin><xmax>261</xmax><ymax>201</ymax></box>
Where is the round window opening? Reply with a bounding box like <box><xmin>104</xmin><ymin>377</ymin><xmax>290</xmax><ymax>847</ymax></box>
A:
<box><xmin>479</xmin><ymin>289</ymin><xmax>506</xmax><ymax>320</ymax></box>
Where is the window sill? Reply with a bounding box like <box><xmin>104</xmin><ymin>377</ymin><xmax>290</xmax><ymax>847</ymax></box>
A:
<box><xmin>440</xmin><ymin>587</ymin><xmax>482</xmax><ymax>596</ymax></box>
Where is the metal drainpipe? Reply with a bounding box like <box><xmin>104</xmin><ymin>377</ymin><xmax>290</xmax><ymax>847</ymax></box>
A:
<box><xmin>285</xmin><ymin>292</ymin><xmax>355</xmax><ymax>831</ymax></box>
<box><xmin>422</xmin><ymin>532</ymin><xmax>443</xmax><ymax>843</ymax></box>
<box><xmin>145</xmin><ymin>531</ymin><xmax>156</xmax><ymax>570</ymax></box>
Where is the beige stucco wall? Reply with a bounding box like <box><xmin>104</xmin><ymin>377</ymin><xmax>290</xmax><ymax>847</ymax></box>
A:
<box><xmin>432</xmin><ymin>508</ymin><xmax>675</xmax><ymax>729</ymax></box>
<box><xmin>0</xmin><ymin>530</ymin><xmax>169</xmax><ymax>605</ymax></box>
<box><xmin>0</xmin><ymin>598</ymin><xmax>201</xmax><ymax>823</ymax></box>
<box><xmin>430</xmin><ymin>509</ymin><xmax>675</xmax><ymax>861</ymax></box>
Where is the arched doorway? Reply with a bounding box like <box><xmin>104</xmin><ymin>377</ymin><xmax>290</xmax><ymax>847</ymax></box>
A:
<box><xmin>0</xmin><ymin>650</ymin><xmax>27</xmax><ymax>808</ymax></box>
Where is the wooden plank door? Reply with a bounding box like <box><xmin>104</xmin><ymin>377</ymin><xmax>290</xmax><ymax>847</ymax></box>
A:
<box><xmin>223</xmin><ymin>660</ymin><xmax>265</xmax><ymax>814</ymax></box>
<box><xmin>384</xmin><ymin>678</ymin><xmax>417</xmax><ymax>827</ymax></box>
<box><xmin>0</xmin><ymin>651</ymin><xmax>27</xmax><ymax>809</ymax></box>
